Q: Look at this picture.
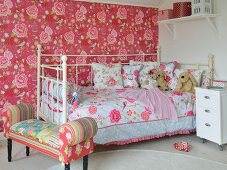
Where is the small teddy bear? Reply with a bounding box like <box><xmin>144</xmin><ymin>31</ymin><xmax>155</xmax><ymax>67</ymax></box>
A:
<box><xmin>149</xmin><ymin>69</ymin><xmax>158</xmax><ymax>80</ymax></box>
<box><xmin>156</xmin><ymin>70</ymin><xmax>169</xmax><ymax>91</ymax></box>
<box><xmin>149</xmin><ymin>69</ymin><xmax>169</xmax><ymax>91</ymax></box>
<box><xmin>175</xmin><ymin>72</ymin><xmax>197</xmax><ymax>93</ymax></box>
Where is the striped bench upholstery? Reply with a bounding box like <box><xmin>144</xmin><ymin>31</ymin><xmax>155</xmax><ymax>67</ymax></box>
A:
<box><xmin>2</xmin><ymin>103</ymin><xmax>98</xmax><ymax>170</ymax></box>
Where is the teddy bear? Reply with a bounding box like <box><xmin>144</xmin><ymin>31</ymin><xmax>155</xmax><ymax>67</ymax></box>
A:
<box><xmin>156</xmin><ymin>70</ymin><xmax>169</xmax><ymax>91</ymax></box>
<box><xmin>149</xmin><ymin>69</ymin><xmax>158</xmax><ymax>80</ymax></box>
<box><xmin>149</xmin><ymin>69</ymin><xmax>169</xmax><ymax>91</ymax></box>
<box><xmin>175</xmin><ymin>72</ymin><xmax>197</xmax><ymax>93</ymax></box>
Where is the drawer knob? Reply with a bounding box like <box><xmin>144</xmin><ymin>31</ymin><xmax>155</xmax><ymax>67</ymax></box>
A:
<box><xmin>205</xmin><ymin>123</ymin><xmax>211</xmax><ymax>127</ymax></box>
<box><xmin>204</xmin><ymin>96</ymin><xmax>210</xmax><ymax>99</ymax></box>
<box><xmin>205</xmin><ymin>109</ymin><xmax>210</xmax><ymax>113</ymax></box>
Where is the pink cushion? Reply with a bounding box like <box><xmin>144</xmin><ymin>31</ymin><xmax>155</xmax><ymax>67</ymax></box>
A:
<box><xmin>159</xmin><ymin>61</ymin><xmax>178</xmax><ymax>88</ymax></box>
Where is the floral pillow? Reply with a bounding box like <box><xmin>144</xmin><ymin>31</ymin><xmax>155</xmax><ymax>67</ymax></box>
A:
<box><xmin>201</xmin><ymin>70</ymin><xmax>212</xmax><ymax>88</ymax></box>
<box><xmin>92</xmin><ymin>63</ymin><xmax>123</xmax><ymax>90</ymax></box>
<box><xmin>168</xmin><ymin>78</ymin><xmax>179</xmax><ymax>91</ymax></box>
<box><xmin>122</xmin><ymin>65</ymin><xmax>142</xmax><ymax>88</ymax></box>
<box><xmin>129</xmin><ymin>60</ymin><xmax>159</xmax><ymax>89</ymax></box>
<box><xmin>159</xmin><ymin>61</ymin><xmax>178</xmax><ymax>89</ymax></box>
<box><xmin>159</xmin><ymin>61</ymin><xmax>178</xmax><ymax>82</ymax></box>
<box><xmin>175</xmin><ymin>69</ymin><xmax>203</xmax><ymax>86</ymax></box>
<box><xmin>169</xmin><ymin>69</ymin><xmax>203</xmax><ymax>90</ymax></box>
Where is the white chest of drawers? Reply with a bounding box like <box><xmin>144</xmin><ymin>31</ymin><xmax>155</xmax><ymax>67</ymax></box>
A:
<box><xmin>195</xmin><ymin>87</ymin><xmax>227</xmax><ymax>150</ymax></box>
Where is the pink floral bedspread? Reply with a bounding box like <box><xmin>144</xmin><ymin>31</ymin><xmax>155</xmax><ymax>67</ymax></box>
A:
<box><xmin>68</xmin><ymin>87</ymin><xmax>195</xmax><ymax>128</ymax></box>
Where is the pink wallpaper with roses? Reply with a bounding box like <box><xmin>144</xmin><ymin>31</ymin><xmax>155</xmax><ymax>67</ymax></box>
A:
<box><xmin>0</xmin><ymin>0</ymin><xmax>158</xmax><ymax>131</ymax></box>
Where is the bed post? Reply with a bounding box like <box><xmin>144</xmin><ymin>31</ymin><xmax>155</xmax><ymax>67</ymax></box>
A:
<box><xmin>208</xmin><ymin>54</ymin><xmax>214</xmax><ymax>86</ymax></box>
<box><xmin>157</xmin><ymin>45</ymin><xmax>161</xmax><ymax>63</ymax></box>
<box><xmin>62</xmin><ymin>55</ymin><xmax>68</xmax><ymax>123</ymax></box>
<box><xmin>37</xmin><ymin>44</ymin><xmax>42</xmax><ymax>120</ymax></box>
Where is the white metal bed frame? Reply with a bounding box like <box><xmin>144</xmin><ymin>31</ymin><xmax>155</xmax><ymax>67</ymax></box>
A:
<box><xmin>36</xmin><ymin>44</ymin><xmax>214</xmax><ymax>124</ymax></box>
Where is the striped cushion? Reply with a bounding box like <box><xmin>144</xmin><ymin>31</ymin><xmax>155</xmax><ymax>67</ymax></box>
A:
<box><xmin>60</xmin><ymin>117</ymin><xmax>98</xmax><ymax>146</ymax></box>
<box><xmin>8</xmin><ymin>104</ymin><xmax>35</xmax><ymax>125</ymax></box>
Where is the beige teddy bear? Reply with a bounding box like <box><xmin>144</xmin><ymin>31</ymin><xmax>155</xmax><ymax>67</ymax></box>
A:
<box><xmin>150</xmin><ymin>69</ymin><xmax>169</xmax><ymax>91</ymax></box>
<box><xmin>175</xmin><ymin>72</ymin><xmax>197</xmax><ymax>93</ymax></box>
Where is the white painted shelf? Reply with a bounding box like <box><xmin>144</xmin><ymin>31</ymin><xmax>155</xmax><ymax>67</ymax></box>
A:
<box><xmin>158</xmin><ymin>14</ymin><xmax>219</xmax><ymax>40</ymax></box>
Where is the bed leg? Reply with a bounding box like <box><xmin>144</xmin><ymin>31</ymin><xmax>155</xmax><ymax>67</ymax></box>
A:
<box><xmin>7</xmin><ymin>139</ymin><xmax>12</xmax><ymax>162</ymax></box>
<box><xmin>83</xmin><ymin>155</ymin><xmax>88</xmax><ymax>170</ymax></box>
<box><xmin>65</xmin><ymin>163</ymin><xmax>70</xmax><ymax>170</ymax></box>
<box><xmin>26</xmin><ymin>146</ymin><xmax>30</xmax><ymax>156</ymax></box>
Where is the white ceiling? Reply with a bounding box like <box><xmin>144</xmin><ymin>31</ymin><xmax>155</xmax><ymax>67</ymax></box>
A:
<box><xmin>77</xmin><ymin>0</ymin><xmax>164</xmax><ymax>7</ymax></box>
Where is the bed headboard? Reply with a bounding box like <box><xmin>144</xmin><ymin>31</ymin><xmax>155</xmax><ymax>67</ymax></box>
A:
<box><xmin>37</xmin><ymin>45</ymin><xmax>214</xmax><ymax>86</ymax></box>
<box><xmin>157</xmin><ymin>46</ymin><xmax>214</xmax><ymax>86</ymax></box>
<box><xmin>37</xmin><ymin>46</ymin><xmax>159</xmax><ymax>86</ymax></box>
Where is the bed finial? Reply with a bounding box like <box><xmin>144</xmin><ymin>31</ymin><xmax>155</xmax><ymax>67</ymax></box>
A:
<box><xmin>208</xmin><ymin>53</ymin><xmax>214</xmax><ymax>64</ymax></box>
<box><xmin>208</xmin><ymin>53</ymin><xmax>214</xmax><ymax>86</ymax></box>
<box><xmin>61</xmin><ymin>55</ymin><xmax>68</xmax><ymax>62</ymax></box>
<box><xmin>37</xmin><ymin>44</ymin><xmax>42</xmax><ymax>50</ymax></box>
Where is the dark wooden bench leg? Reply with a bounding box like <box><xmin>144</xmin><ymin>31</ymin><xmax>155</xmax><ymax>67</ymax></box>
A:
<box><xmin>7</xmin><ymin>139</ymin><xmax>12</xmax><ymax>162</ymax></box>
<box><xmin>83</xmin><ymin>155</ymin><xmax>88</xmax><ymax>170</ymax></box>
<box><xmin>65</xmin><ymin>163</ymin><xmax>70</xmax><ymax>170</ymax></box>
<box><xmin>26</xmin><ymin>146</ymin><xmax>30</xmax><ymax>156</ymax></box>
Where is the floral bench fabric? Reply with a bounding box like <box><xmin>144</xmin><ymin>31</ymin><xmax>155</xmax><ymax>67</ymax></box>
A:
<box><xmin>2</xmin><ymin>103</ymin><xmax>98</xmax><ymax>170</ymax></box>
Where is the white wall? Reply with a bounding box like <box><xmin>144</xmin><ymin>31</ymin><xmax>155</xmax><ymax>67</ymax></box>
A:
<box><xmin>159</xmin><ymin>0</ymin><xmax>227</xmax><ymax>80</ymax></box>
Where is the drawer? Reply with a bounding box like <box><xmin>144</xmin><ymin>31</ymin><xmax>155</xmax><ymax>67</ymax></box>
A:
<box><xmin>197</xmin><ymin>93</ymin><xmax>219</xmax><ymax>108</ymax></box>
<box><xmin>197</xmin><ymin>106</ymin><xmax>220</xmax><ymax>122</ymax></box>
<box><xmin>196</xmin><ymin>116</ymin><xmax>220</xmax><ymax>142</ymax></box>
<box><xmin>196</xmin><ymin>117</ymin><xmax>221</xmax><ymax>142</ymax></box>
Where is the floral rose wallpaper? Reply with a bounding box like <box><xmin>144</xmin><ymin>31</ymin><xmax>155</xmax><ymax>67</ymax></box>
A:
<box><xmin>0</xmin><ymin>0</ymin><xmax>158</xmax><ymax>131</ymax></box>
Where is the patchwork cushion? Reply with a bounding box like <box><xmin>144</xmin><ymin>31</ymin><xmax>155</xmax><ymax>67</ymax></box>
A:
<box><xmin>38</xmin><ymin>126</ymin><xmax>60</xmax><ymax>148</ymax></box>
<box><xmin>38</xmin><ymin>117</ymin><xmax>98</xmax><ymax>148</ymax></box>
<box><xmin>9</xmin><ymin>117</ymin><xmax>98</xmax><ymax>149</ymax></box>
<box><xmin>10</xmin><ymin>119</ymin><xmax>56</xmax><ymax>140</ymax></box>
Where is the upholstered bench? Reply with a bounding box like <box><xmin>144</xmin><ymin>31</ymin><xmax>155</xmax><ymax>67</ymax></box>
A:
<box><xmin>2</xmin><ymin>103</ymin><xmax>98</xmax><ymax>170</ymax></box>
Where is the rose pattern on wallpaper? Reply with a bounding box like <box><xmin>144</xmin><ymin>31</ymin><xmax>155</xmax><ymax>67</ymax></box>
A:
<box><xmin>0</xmin><ymin>0</ymin><xmax>158</xmax><ymax>131</ymax></box>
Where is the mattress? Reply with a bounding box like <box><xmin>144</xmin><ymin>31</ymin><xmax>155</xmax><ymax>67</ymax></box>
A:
<box><xmin>41</xmin><ymin>86</ymin><xmax>196</xmax><ymax>144</ymax></box>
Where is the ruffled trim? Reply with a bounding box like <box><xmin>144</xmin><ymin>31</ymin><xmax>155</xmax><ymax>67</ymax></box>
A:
<box><xmin>103</xmin><ymin>129</ymin><xmax>195</xmax><ymax>146</ymax></box>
